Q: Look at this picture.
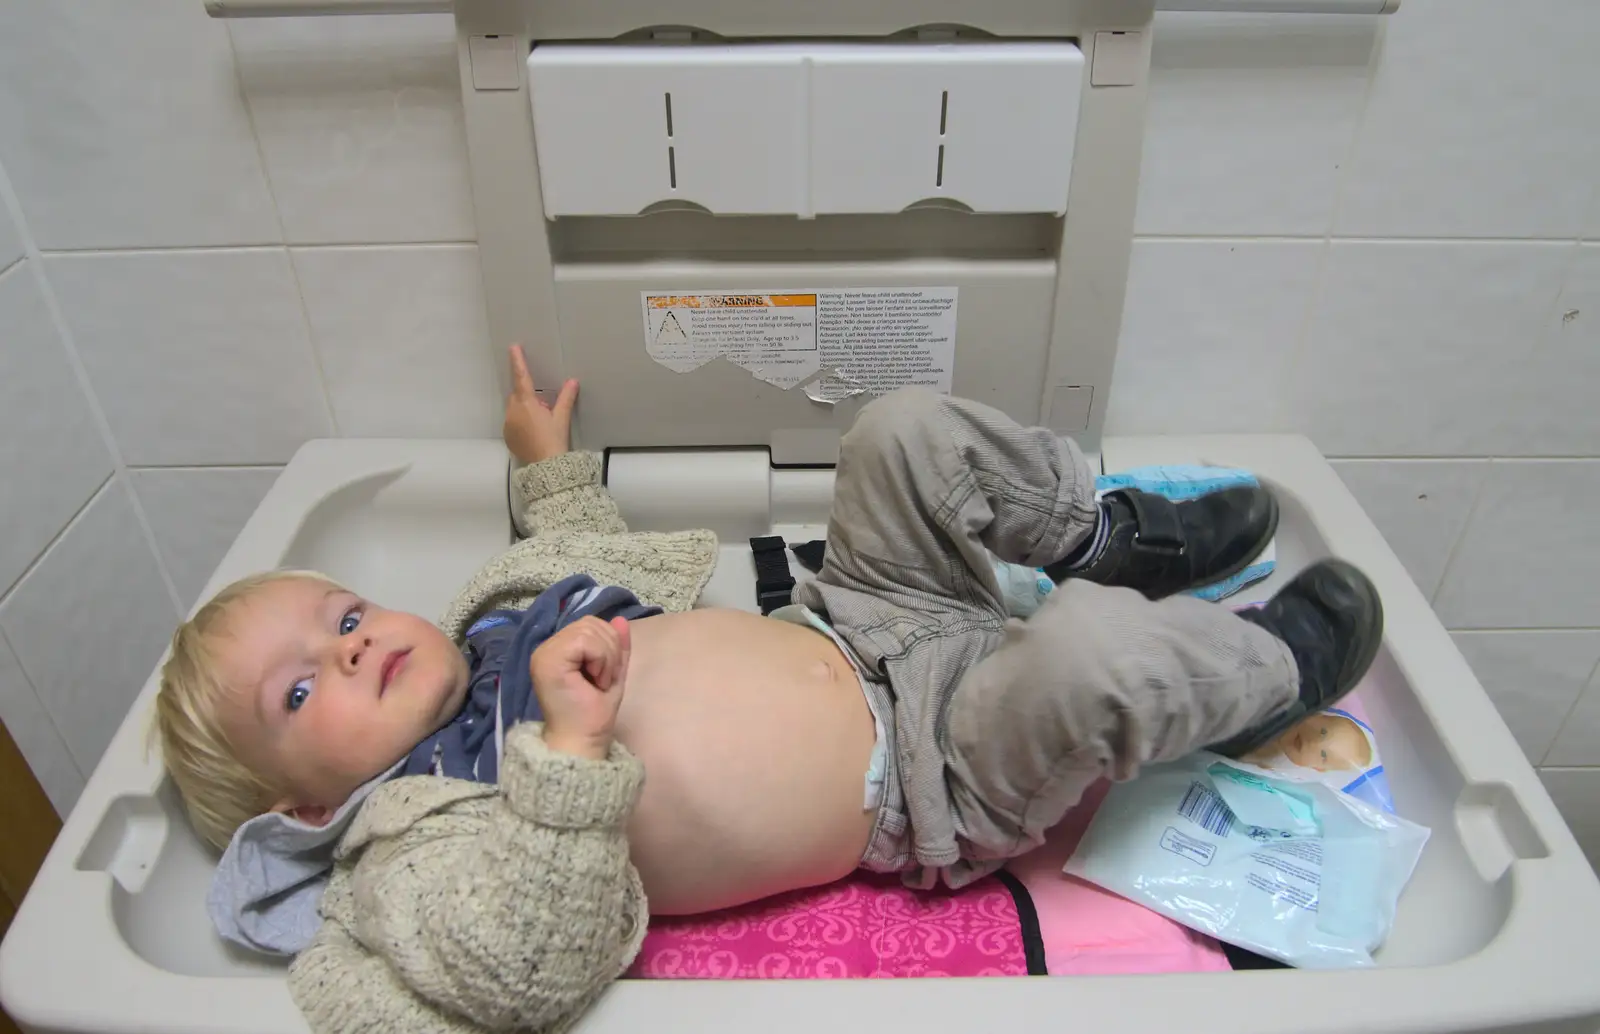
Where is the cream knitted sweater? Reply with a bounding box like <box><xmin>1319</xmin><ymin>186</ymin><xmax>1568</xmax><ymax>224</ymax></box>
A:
<box><xmin>287</xmin><ymin>451</ymin><xmax>718</xmax><ymax>1034</ymax></box>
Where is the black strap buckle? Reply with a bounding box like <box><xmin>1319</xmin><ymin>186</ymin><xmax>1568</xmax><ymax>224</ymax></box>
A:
<box><xmin>1113</xmin><ymin>489</ymin><xmax>1187</xmax><ymax>558</ymax></box>
<box><xmin>750</xmin><ymin>535</ymin><xmax>797</xmax><ymax>615</ymax></box>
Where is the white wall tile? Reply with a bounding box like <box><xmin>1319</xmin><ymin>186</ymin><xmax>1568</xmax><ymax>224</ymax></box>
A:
<box><xmin>0</xmin><ymin>631</ymin><xmax>84</xmax><ymax>816</ymax></box>
<box><xmin>1452</xmin><ymin>631</ymin><xmax>1600</xmax><ymax>764</ymax></box>
<box><xmin>1106</xmin><ymin>239</ymin><xmax>1321</xmax><ymax>435</ymax></box>
<box><xmin>133</xmin><ymin>467</ymin><xmax>283</xmax><ymax>609</ymax></box>
<box><xmin>1288</xmin><ymin>241</ymin><xmax>1571</xmax><ymax>457</ymax></box>
<box><xmin>0</xmin><ymin>263</ymin><xmax>116</xmax><ymax>596</ymax></box>
<box><xmin>1335</xmin><ymin>0</ymin><xmax>1600</xmax><ymax>240</ymax></box>
<box><xmin>1331</xmin><ymin>460</ymin><xmax>1488</xmax><ymax>599</ymax></box>
<box><xmin>1540</xmin><ymin>769</ymin><xmax>1600</xmax><ymax>874</ymax></box>
<box><xmin>1135</xmin><ymin>14</ymin><xmax>1373</xmax><ymax>237</ymax></box>
<box><xmin>47</xmin><ymin>249</ymin><xmax>333</xmax><ymax>465</ymax></box>
<box><xmin>231</xmin><ymin>14</ymin><xmax>475</xmax><ymax>245</ymax></box>
<box><xmin>0</xmin><ymin>1</ymin><xmax>280</xmax><ymax>250</ymax></box>
<box><xmin>1435</xmin><ymin>461</ymin><xmax>1600</xmax><ymax>630</ymax></box>
<box><xmin>1496</xmin><ymin>244</ymin><xmax>1600</xmax><ymax>457</ymax></box>
<box><xmin>0</xmin><ymin>190</ymin><xmax>22</xmax><ymax>273</ymax></box>
<box><xmin>292</xmin><ymin>245</ymin><xmax>499</xmax><ymax>438</ymax></box>
<box><xmin>0</xmin><ymin>480</ymin><xmax>177</xmax><ymax>774</ymax></box>
<box><xmin>1546</xmin><ymin>665</ymin><xmax>1600</xmax><ymax>767</ymax></box>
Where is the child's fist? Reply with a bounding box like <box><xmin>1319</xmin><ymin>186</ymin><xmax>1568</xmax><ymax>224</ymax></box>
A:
<box><xmin>530</xmin><ymin>615</ymin><xmax>631</xmax><ymax>760</ymax></box>
<box><xmin>503</xmin><ymin>343</ymin><xmax>578</xmax><ymax>464</ymax></box>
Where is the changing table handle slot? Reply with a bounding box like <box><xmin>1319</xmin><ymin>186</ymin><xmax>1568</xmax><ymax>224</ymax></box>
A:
<box><xmin>1455</xmin><ymin>783</ymin><xmax>1549</xmax><ymax>884</ymax></box>
<box><xmin>75</xmin><ymin>794</ymin><xmax>168</xmax><ymax>895</ymax></box>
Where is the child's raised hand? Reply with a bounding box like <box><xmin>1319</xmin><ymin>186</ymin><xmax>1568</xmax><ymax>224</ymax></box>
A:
<box><xmin>503</xmin><ymin>343</ymin><xmax>579</xmax><ymax>465</ymax></box>
<box><xmin>529</xmin><ymin>615</ymin><xmax>631</xmax><ymax>760</ymax></box>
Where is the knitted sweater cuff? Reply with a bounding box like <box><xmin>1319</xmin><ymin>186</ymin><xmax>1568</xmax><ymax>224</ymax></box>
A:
<box><xmin>513</xmin><ymin>452</ymin><xmax>602</xmax><ymax>505</ymax></box>
<box><xmin>500</xmin><ymin>724</ymin><xmax>643</xmax><ymax>830</ymax></box>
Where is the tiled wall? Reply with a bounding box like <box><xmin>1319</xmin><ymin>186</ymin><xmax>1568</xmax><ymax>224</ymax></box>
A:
<box><xmin>0</xmin><ymin>1</ymin><xmax>1597</xmax><ymax>866</ymax></box>
<box><xmin>1109</xmin><ymin>1</ymin><xmax>1600</xmax><ymax>865</ymax></box>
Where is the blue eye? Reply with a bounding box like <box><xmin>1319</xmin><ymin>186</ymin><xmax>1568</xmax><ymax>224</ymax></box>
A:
<box><xmin>338</xmin><ymin>608</ymin><xmax>362</xmax><ymax>636</ymax></box>
<box><xmin>286</xmin><ymin>678</ymin><xmax>312</xmax><ymax>712</ymax></box>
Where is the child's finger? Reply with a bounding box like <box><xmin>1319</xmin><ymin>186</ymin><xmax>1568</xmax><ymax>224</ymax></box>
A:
<box><xmin>583</xmin><ymin>618</ymin><xmax>621</xmax><ymax>689</ymax></box>
<box><xmin>610</xmin><ymin>617</ymin><xmax>632</xmax><ymax>690</ymax></box>
<box><xmin>552</xmin><ymin>378</ymin><xmax>579</xmax><ymax>426</ymax></box>
<box><xmin>581</xmin><ymin>647</ymin><xmax>608</xmax><ymax>690</ymax></box>
<box><xmin>508</xmin><ymin>343</ymin><xmax>537</xmax><ymax>398</ymax></box>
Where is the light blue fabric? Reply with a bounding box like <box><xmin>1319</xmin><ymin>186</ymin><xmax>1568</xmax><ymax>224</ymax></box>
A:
<box><xmin>1094</xmin><ymin>464</ymin><xmax>1259</xmax><ymax>500</ymax></box>
<box><xmin>1065</xmin><ymin>752</ymin><xmax>1430</xmax><ymax>969</ymax></box>
<box><xmin>206</xmin><ymin>763</ymin><xmax>399</xmax><ymax>957</ymax></box>
<box><xmin>992</xmin><ymin>464</ymin><xmax>1276</xmax><ymax>615</ymax></box>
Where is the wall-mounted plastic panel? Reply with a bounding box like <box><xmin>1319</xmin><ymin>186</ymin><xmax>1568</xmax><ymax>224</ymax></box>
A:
<box><xmin>809</xmin><ymin>42</ymin><xmax>1083</xmax><ymax>215</ymax></box>
<box><xmin>528</xmin><ymin>44</ymin><xmax>809</xmax><ymax>216</ymax></box>
<box><xmin>528</xmin><ymin>42</ymin><xmax>1084</xmax><ymax>217</ymax></box>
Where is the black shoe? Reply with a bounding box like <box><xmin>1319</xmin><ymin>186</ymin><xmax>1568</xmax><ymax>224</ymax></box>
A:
<box><xmin>1046</xmin><ymin>486</ymin><xmax>1279</xmax><ymax>600</ymax></box>
<box><xmin>1211</xmin><ymin>558</ymin><xmax>1385</xmax><ymax>758</ymax></box>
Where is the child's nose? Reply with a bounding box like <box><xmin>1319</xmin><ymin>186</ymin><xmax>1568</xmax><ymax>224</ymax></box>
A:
<box><xmin>340</xmin><ymin>634</ymin><xmax>375</xmax><ymax>672</ymax></box>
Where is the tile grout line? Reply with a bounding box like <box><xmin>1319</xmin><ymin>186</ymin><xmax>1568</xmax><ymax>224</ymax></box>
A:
<box><xmin>1265</xmin><ymin>241</ymin><xmax>1335</xmax><ymax>434</ymax></box>
<box><xmin>1426</xmin><ymin>461</ymin><xmax>1491</xmax><ymax>611</ymax></box>
<box><xmin>0</xmin><ymin>163</ymin><xmax>184</xmax><ymax>619</ymax></box>
<box><xmin>281</xmin><ymin>247</ymin><xmax>344</xmax><ymax>437</ymax></box>
<box><xmin>1450</xmin><ymin>627</ymin><xmax>1600</xmax><ymax>635</ymax></box>
<box><xmin>0</xmin><ymin>624</ymin><xmax>85</xmax><ymax>806</ymax></box>
<box><xmin>1328</xmin><ymin>455</ymin><xmax>1600</xmax><ymax>463</ymax></box>
<box><xmin>1540</xmin><ymin>652</ymin><xmax>1600</xmax><ymax>767</ymax></box>
<box><xmin>0</xmin><ymin>474</ymin><xmax>114</xmax><ymax>606</ymax></box>
<box><xmin>1259</xmin><ymin>19</ymin><xmax>1384</xmax><ymax>438</ymax></box>
<box><xmin>225</xmin><ymin>21</ymin><xmax>343</xmax><ymax>440</ymax></box>
<box><xmin>38</xmin><ymin>240</ymin><xmax>480</xmax><ymax>257</ymax></box>
<box><xmin>0</xmin><ymin>477</ymin><xmax>116</xmax><ymax>786</ymax></box>
<box><xmin>1324</xmin><ymin>11</ymin><xmax>1383</xmax><ymax>245</ymax></box>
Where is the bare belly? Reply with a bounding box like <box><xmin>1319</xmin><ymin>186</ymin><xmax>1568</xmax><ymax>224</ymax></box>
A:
<box><xmin>615</xmin><ymin>608</ymin><xmax>879</xmax><ymax>915</ymax></box>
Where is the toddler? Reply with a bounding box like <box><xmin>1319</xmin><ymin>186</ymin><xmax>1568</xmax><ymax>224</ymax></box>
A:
<box><xmin>157</xmin><ymin>346</ymin><xmax>1382</xmax><ymax>1034</ymax></box>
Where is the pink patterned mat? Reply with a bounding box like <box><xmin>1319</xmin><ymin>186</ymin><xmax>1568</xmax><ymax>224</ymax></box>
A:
<box><xmin>631</xmin><ymin>872</ymin><xmax>1027</xmax><ymax>979</ymax></box>
<box><xmin>629</xmin><ymin>780</ymin><xmax>1233</xmax><ymax>980</ymax></box>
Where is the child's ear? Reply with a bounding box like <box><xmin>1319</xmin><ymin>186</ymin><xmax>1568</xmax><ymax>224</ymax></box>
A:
<box><xmin>272</xmin><ymin>798</ymin><xmax>335</xmax><ymax>827</ymax></box>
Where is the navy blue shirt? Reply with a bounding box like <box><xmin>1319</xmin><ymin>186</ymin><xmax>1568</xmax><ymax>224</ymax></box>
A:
<box><xmin>401</xmin><ymin>574</ymin><xmax>659</xmax><ymax>784</ymax></box>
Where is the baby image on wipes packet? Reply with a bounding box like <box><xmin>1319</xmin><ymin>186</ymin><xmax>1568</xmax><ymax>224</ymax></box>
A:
<box><xmin>1234</xmin><ymin>696</ymin><xmax>1393</xmax><ymax>813</ymax></box>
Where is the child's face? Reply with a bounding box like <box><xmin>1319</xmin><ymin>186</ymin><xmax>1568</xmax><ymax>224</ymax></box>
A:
<box><xmin>216</xmin><ymin>578</ymin><xmax>470</xmax><ymax>824</ymax></box>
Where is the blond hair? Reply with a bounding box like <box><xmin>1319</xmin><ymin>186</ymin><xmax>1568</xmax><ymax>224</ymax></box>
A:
<box><xmin>153</xmin><ymin>569</ymin><xmax>343</xmax><ymax>851</ymax></box>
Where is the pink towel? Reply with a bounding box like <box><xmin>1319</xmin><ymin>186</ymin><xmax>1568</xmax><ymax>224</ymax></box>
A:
<box><xmin>1008</xmin><ymin>780</ymin><xmax>1231</xmax><ymax>975</ymax></box>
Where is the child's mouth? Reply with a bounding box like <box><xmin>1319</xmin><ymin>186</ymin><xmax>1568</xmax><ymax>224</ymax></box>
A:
<box><xmin>380</xmin><ymin>649</ymin><xmax>411</xmax><ymax>694</ymax></box>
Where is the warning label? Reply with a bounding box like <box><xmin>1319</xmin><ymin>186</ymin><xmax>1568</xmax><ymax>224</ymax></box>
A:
<box><xmin>644</xmin><ymin>293</ymin><xmax>818</xmax><ymax>389</ymax></box>
<box><xmin>640</xmin><ymin>288</ymin><xmax>958</xmax><ymax>397</ymax></box>
<box><xmin>817</xmin><ymin>289</ymin><xmax>957</xmax><ymax>395</ymax></box>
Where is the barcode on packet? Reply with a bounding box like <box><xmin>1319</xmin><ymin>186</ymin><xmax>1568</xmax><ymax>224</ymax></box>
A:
<box><xmin>1177</xmin><ymin>780</ymin><xmax>1236</xmax><ymax>838</ymax></box>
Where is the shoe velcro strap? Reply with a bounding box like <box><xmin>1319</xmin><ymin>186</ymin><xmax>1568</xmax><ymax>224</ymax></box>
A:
<box><xmin>1112</xmin><ymin>489</ymin><xmax>1186</xmax><ymax>556</ymax></box>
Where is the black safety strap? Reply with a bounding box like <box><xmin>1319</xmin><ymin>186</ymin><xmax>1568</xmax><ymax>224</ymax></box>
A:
<box><xmin>992</xmin><ymin>869</ymin><xmax>1049</xmax><ymax>976</ymax></box>
<box><xmin>1110</xmin><ymin>489</ymin><xmax>1187</xmax><ymax>556</ymax></box>
<box><xmin>750</xmin><ymin>536</ymin><xmax>797</xmax><ymax>615</ymax></box>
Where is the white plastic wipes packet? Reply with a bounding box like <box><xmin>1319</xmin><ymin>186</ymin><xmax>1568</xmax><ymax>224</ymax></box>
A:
<box><xmin>1064</xmin><ymin>752</ymin><xmax>1429</xmax><ymax>969</ymax></box>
